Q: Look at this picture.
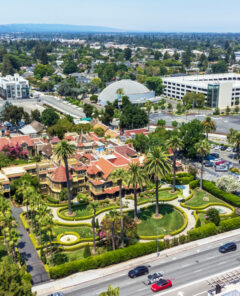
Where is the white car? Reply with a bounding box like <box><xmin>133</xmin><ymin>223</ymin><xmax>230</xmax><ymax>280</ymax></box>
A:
<box><xmin>214</xmin><ymin>146</ymin><xmax>220</xmax><ymax>150</ymax></box>
<box><xmin>226</xmin><ymin>147</ymin><xmax>232</xmax><ymax>152</ymax></box>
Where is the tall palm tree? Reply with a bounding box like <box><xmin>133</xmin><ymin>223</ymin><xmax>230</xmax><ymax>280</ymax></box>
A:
<box><xmin>54</xmin><ymin>140</ymin><xmax>76</xmax><ymax>215</ymax></box>
<box><xmin>195</xmin><ymin>139</ymin><xmax>211</xmax><ymax>189</ymax></box>
<box><xmin>166</xmin><ymin>135</ymin><xmax>184</xmax><ymax>192</ymax></box>
<box><xmin>127</xmin><ymin>163</ymin><xmax>145</xmax><ymax>222</ymax></box>
<box><xmin>145</xmin><ymin>101</ymin><xmax>152</xmax><ymax>131</ymax></box>
<box><xmin>202</xmin><ymin>116</ymin><xmax>216</xmax><ymax>139</ymax></box>
<box><xmin>90</xmin><ymin>202</ymin><xmax>98</xmax><ymax>254</ymax></box>
<box><xmin>145</xmin><ymin>147</ymin><xmax>171</xmax><ymax>217</ymax></box>
<box><xmin>227</xmin><ymin>128</ymin><xmax>240</xmax><ymax>159</ymax></box>
<box><xmin>108</xmin><ymin>210</ymin><xmax>119</xmax><ymax>251</ymax></box>
<box><xmin>6</xmin><ymin>227</ymin><xmax>19</xmax><ymax>261</ymax></box>
<box><xmin>35</xmin><ymin>204</ymin><xmax>51</xmax><ymax>247</ymax></box>
<box><xmin>110</xmin><ymin>168</ymin><xmax>127</xmax><ymax>248</ymax></box>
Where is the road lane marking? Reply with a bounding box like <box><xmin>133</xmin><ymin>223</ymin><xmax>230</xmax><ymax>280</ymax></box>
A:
<box><xmin>193</xmin><ymin>291</ymin><xmax>207</xmax><ymax>296</ymax></box>
<box><xmin>137</xmin><ymin>287</ymin><xmax>146</xmax><ymax>291</ymax></box>
<box><xmin>193</xmin><ymin>269</ymin><xmax>202</xmax><ymax>273</ymax></box>
<box><xmin>182</xmin><ymin>264</ymin><xmax>190</xmax><ymax>268</ymax></box>
<box><xmin>217</xmin><ymin>261</ymin><xmax>227</xmax><ymax>265</ymax></box>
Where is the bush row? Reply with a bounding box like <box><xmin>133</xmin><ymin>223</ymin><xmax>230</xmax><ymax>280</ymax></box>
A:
<box><xmin>53</xmin><ymin>220</ymin><xmax>92</xmax><ymax>227</ymax></box>
<box><xmin>49</xmin><ymin>240</ymin><xmax>164</xmax><ymax>279</ymax></box>
<box><xmin>170</xmin><ymin>206</ymin><xmax>188</xmax><ymax>236</ymax></box>
<box><xmin>163</xmin><ymin>173</ymin><xmax>194</xmax><ymax>185</ymax></box>
<box><xmin>219</xmin><ymin>217</ymin><xmax>240</xmax><ymax>232</ymax></box>
<box><xmin>61</xmin><ymin>242</ymin><xmax>94</xmax><ymax>251</ymax></box>
<box><xmin>187</xmin><ymin>223</ymin><xmax>217</xmax><ymax>241</ymax></box>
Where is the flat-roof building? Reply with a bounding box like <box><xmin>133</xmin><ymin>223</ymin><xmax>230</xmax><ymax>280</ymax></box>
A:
<box><xmin>0</xmin><ymin>73</ymin><xmax>29</xmax><ymax>100</ymax></box>
<box><xmin>162</xmin><ymin>73</ymin><xmax>240</xmax><ymax>109</ymax></box>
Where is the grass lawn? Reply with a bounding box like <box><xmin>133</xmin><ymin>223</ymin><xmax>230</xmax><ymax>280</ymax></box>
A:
<box><xmin>64</xmin><ymin>249</ymin><xmax>85</xmax><ymax>262</ymax></box>
<box><xmin>61</xmin><ymin>203</ymin><xmax>115</xmax><ymax>218</ymax></box>
<box><xmin>53</xmin><ymin>226</ymin><xmax>93</xmax><ymax>238</ymax></box>
<box><xmin>185</xmin><ymin>189</ymin><xmax>226</xmax><ymax>208</ymax></box>
<box><xmin>127</xmin><ymin>189</ymin><xmax>179</xmax><ymax>204</ymax></box>
<box><xmin>128</xmin><ymin>205</ymin><xmax>184</xmax><ymax>236</ymax></box>
<box><xmin>0</xmin><ymin>240</ymin><xmax>7</xmax><ymax>260</ymax></box>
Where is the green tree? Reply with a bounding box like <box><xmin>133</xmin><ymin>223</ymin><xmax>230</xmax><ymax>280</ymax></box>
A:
<box><xmin>227</xmin><ymin>128</ymin><xmax>240</xmax><ymax>159</ymax></box>
<box><xmin>202</xmin><ymin>116</ymin><xmax>216</xmax><ymax>139</ymax></box>
<box><xmin>167</xmin><ymin>103</ymin><xmax>173</xmax><ymax>111</ymax></box>
<box><xmin>145</xmin><ymin>77</ymin><xmax>164</xmax><ymax>95</ymax></box>
<box><xmin>99</xmin><ymin>285</ymin><xmax>119</xmax><ymax>296</ymax></box>
<box><xmin>23</xmin><ymin>112</ymin><xmax>31</xmax><ymax>124</ymax></box>
<box><xmin>31</xmin><ymin>109</ymin><xmax>41</xmax><ymax>122</ymax></box>
<box><xmin>212</xmin><ymin>60</ymin><xmax>228</xmax><ymax>73</ymax></box>
<box><xmin>83</xmin><ymin>104</ymin><xmax>94</xmax><ymax>118</ymax></box>
<box><xmin>102</xmin><ymin>102</ymin><xmax>115</xmax><ymax>125</ymax></box>
<box><xmin>172</xmin><ymin>120</ymin><xmax>178</xmax><ymax>128</ymax></box>
<box><xmin>63</xmin><ymin>60</ymin><xmax>78</xmax><ymax>74</ymax></box>
<box><xmin>41</xmin><ymin>108</ymin><xmax>59</xmax><ymax>127</ymax></box>
<box><xmin>1</xmin><ymin>105</ymin><xmax>24</xmax><ymax>125</ymax></box>
<box><xmin>132</xmin><ymin>133</ymin><xmax>150</xmax><ymax>154</ymax></box>
<box><xmin>34</xmin><ymin>64</ymin><xmax>54</xmax><ymax>78</ymax></box>
<box><xmin>2</xmin><ymin>55</ymin><xmax>14</xmax><ymax>75</ymax></box>
<box><xmin>182</xmin><ymin>47</ymin><xmax>192</xmax><ymax>67</ymax></box>
<box><xmin>124</xmin><ymin>48</ymin><xmax>132</xmax><ymax>60</ymax></box>
<box><xmin>166</xmin><ymin>135</ymin><xmax>184</xmax><ymax>192</ymax></box>
<box><xmin>145</xmin><ymin>147</ymin><xmax>171</xmax><ymax>217</ymax></box>
<box><xmin>157</xmin><ymin>119</ymin><xmax>166</xmax><ymax>127</ymax></box>
<box><xmin>234</xmin><ymin>106</ymin><xmax>239</xmax><ymax>113</ymax></box>
<box><xmin>0</xmin><ymin>257</ymin><xmax>34</xmax><ymax>296</ymax></box>
<box><xmin>127</xmin><ymin>163</ymin><xmax>145</xmax><ymax>221</ymax></box>
<box><xmin>90</xmin><ymin>202</ymin><xmax>98</xmax><ymax>253</ymax></box>
<box><xmin>206</xmin><ymin>208</ymin><xmax>220</xmax><ymax>226</ymax></box>
<box><xmin>83</xmin><ymin>243</ymin><xmax>91</xmax><ymax>258</ymax></box>
<box><xmin>5</xmin><ymin>227</ymin><xmax>19</xmax><ymax>261</ymax></box>
<box><xmin>94</xmin><ymin>127</ymin><xmax>105</xmax><ymax>137</ymax></box>
<box><xmin>54</xmin><ymin>140</ymin><xmax>76</xmax><ymax>215</ymax></box>
<box><xmin>195</xmin><ymin>139</ymin><xmax>211</xmax><ymax>189</ymax></box>
<box><xmin>226</xmin><ymin>106</ymin><xmax>231</xmax><ymax>115</ymax></box>
<box><xmin>110</xmin><ymin>168</ymin><xmax>128</xmax><ymax>248</ymax></box>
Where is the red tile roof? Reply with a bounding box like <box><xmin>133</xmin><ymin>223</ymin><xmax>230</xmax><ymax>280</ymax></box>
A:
<box><xmin>51</xmin><ymin>136</ymin><xmax>60</xmax><ymax>144</ymax></box>
<box><xmin>90</xmin><ymin>179</ymin><xmax>104</xmax><ymax>186</ymax></box>
<box><xmin>109</xmin><ymin>152</ymin><xmax>130</xmax><ymax>166</ymax></box>
<box><xmin>114</xmin><ymin>145</ymin><xmax>136</xmax><ymax>158</ymax></box>
<box><xmin>50</xmin><ymin>165</ymin><xmax>72</xmax><ymax>183</ymax></box>
<box><xmin>87</xmin><ymin>165</ymin><xmax>102</xmax><ymax>175</ymax></box>
<box><xmin>10</xmin><ymin>135</ymin><xmax>34</xmax><ymax>147</ymax></box>
<box><xmin>0</xmin><ymin>138</ymin><xmax>9</xmax><ymax>150</ymax></box>
<box><xmin>104</xmin><ymin>186</ymin><xmax>120</xmax><ymax>194</ymax></box>
<box><xmin>95</xmin><ymin>158</ymin><xmax>115</xmax><ymax>180</ymax></box>
<box><xmin>125</xmin><ymin>128</ymin><xmax>148</xmax><ymax>137</ymax></box>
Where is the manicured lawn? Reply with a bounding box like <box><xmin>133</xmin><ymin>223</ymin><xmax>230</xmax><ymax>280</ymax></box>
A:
<box><xmin>64</xmin><ymin>249</ymin><xmax>85</xmax><ymax>262</ymax></box>
<box><xmin>127</xmin><ymin>205</ymin><xmax>184</xmax><ymax>236</ymax></box>
<box><xmin>185</xmin><ymin>189</ymin><xmax>226</xmax><ymax>208</ymax></box>
<box><xmin>61</xmin><ymin>203</ymin><xmax>115</xmax><ymax>218</ymax></box>
<box><xmin>0</xmin><ymin>240</ymin><xmax>7</xmax><ymax>260</ymax></box>
<box><xmin>53</xmin><ymin>226</ymin><xmax>93</xmax><ymax>238</ymax></box>
<box><xmin>126</xmin><ymin>189</ymin><xmax>179</xmax><ymax>204</ymax></box>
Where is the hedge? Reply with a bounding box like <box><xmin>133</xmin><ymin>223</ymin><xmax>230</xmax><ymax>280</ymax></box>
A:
<box><xmin>53</xmin><ymin>220</ymin><xmax>92</xmax><ymax>227</ymax></box>
<box><xmin>19</xmin><ymin>212</ymin><xmax>30</xmax><ymax>231</ymax></box>
<box><xmin>49</xmin><ymin>240</ymin><xmax>164</xmax><ymax>279</ymax></box>
<box><xmin>139</xmin><ymin>234</ymin><xmax>164</xmax><ymax>240</ymax></box>
<box><xmin>189</xmin><ymin>180</ymin><xmax>240</xmax><ymax>207</ymax></box>
<box><xmin>163</xmin><ymin>173</ymin><xmax>194</xmax><ymax>185</ymax></box>
<box><xmin>219</xmin><ymin>217</ymin><xmax>240</xmax><ymax>232</ymax></box>
<box><xmin>56</xmin><ymin>232</ymin><xmax>80</xmax><ymax>244</ymax></box>
<box><xmin>57</xmin><ymin>205</ymin><xmax>119</xmax><ymax>221</ymax></box>
<box><xmin>62</xmin><ymin>242</ymin><xmax>94</xmax><ymax>251</ymax></box>
<box><xmin>187</xmin><ymin>223</ymin><xmax>217</xmax><ymax>241</ymax></box>
<box><xmin>45</xmin><ymin>195</ymin><xmax>60</xmax><ymax>204</ymax></box>
<box><xmin>170</xmin><ymin>206</ymin><xmax>188</xmax><ymax>236</ymax></box>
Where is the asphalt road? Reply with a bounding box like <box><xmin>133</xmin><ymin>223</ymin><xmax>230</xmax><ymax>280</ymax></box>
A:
<box><xmin>149</xmin><ymin>112</ymin><xmax>240</xmax><ymax>133</ymax></box>
<box><xmin>63</xmin><ymin>233</ymin><xmax>240</xmax><ymax>296</ymax></box>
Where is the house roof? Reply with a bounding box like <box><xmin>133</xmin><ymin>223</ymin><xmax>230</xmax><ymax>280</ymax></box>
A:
<box><xmin>51</xmin><ymin>136</ymin><xmax>60</xmax><ymax>144</ymax></box>
<box><xmin>95</xmin><ymin>158</ymin><xmax>115</xmax><ymax>180</ymax></box>
<box><xmin>125</xmin><ymin>128</ymin><xmax>148</xmax><ymax>137</ymax></box>
<box><xmin>30</xmin><ymin>121</ymin><xmax>44</xmax><ymax>133</ymax></box>
<box><xmin>19</xmin><ymin>125</ymin><xmax>37</xmax><ymax>135</ymax></box>
<box><xmin>114</xmin><ymin>145</ymin><xmax>136</xmax><ymax>158</ymax></box>
<box><xmin>10</xmin><ymin>135</ymin><xmax>34</xmax><ymax>147</ymax></box>
<box><xmin>41</xmin><ymin>144</ymin><xmax>53</xmax><ymax>157</ymax></box>
<box><xmin>86</xmin><ymin>165</ymin><xmax>102</xmax><ymax>175</ymax></box>
<box><xmin>50</xmin><ymin>165</ymin><xmax>72</xmax><ymax>183</ymax></box>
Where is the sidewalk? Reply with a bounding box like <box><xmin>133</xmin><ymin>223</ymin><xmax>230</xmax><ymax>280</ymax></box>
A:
<box><xmin>33</xmin><ymin>227</ymin><xmax>240</xmax><ymax>296</ymax></box>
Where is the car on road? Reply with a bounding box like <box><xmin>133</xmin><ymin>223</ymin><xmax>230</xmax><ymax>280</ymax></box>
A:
<box><xmin>214</xmin><ymin>146</ymin><xmax>220</xmax><ymax>150</ymax></box>
<box><xmin>220</xmin><ymin>146</ymin><xmax>227</xmax><ymax>151</ymax></box>
<box><xmin>226</xmin><ymin>147</ymin><xmax>232</xmax><ymax>152</ymax></box>
<box><xmin>205</xmin><ymin>161</ymin><xmax>214</xmax><ymax>167</ymax></box>
<box><xmin>151</xmin><ymin>279</ymin><xmax>172</xmax><ymax>292</ymax></box>
<box><xmin>48</xmin><ymin>293</ymin><xmax>63</xmax><ymax>296</ymax></box>
<box><xmin>219</xmin><ymin>242</ymin><xmax>237</xmax><ymax>253</ymax></box>
<box><xmin>128</xmin><ymin>266</ymin><xmax>149</xmax><ymax>278</ymax></box>
<box><xmin>147</xmin><ymin>272</ymin><xmax>164</xmax><ymax>285</ymax></box>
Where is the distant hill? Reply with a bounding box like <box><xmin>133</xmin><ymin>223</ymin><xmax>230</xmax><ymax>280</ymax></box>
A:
<box><xmin>0</xmin><ymin>24</ymin><xmax>123</xmax><ymax>33</ymax></box>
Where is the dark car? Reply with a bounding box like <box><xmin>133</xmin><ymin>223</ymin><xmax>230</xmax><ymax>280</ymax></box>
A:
<box><xmin>205</xmin><ymin>161</ymin><xmax>214</xmax><ymax>167</ymax></box>
<box><xmin>128</xmin><ymin>266</ymin><xmax>149</xmax><ymax>278</ymax></box>
<box><xmin>233</xmin><ymin>147</ymin><xmax>237</xmax><ymax>152</ymax></box>
<box><xmin>147</xmin><ymin>272</ymin><xmax>163</xmax><ymax>285</ymax></box>
<box><xmin>220</xmin><ymin>146</ymin><xmax>227</xmax><ymax>151</ymax></box>
<box><xmin>219</xmin><ymin>242</ymin><xmax>237</xmax><ymax>253</ymax></box>
<box><xmin>210</xmin><ymin>153</ymin><xmax>220</xmax><ymax>158</ymax></box>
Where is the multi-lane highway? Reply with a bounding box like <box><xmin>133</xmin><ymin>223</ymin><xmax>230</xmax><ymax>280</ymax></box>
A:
<box><xmin>61</xmin><ymin>233</ymin><xmax>240</xmax><ymax>296</ymax></box>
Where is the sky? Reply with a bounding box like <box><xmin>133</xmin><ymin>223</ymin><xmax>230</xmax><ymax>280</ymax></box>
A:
<box><xmin>1</xmin><ymin>0</ymin><xmax>240</xmax><ymax>32</ymax></box>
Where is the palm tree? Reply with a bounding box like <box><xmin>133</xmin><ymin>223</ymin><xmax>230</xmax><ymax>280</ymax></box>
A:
<box><xmin>145</xmin><ymin>147</ymin><xmax>171</xmax><ymax>217</ymax></box>
<box><xmin>35</xmin><ymin>204</ymin><xmax>51</xmax><ymax>247</ymax></box>
<box><xmin>202</xmin><ymin>116</ymin><xmax>216</xmax><ymax>139</ymax></box>
<box><xmin>227</xmin><ymin>128</ymin><xmax>240</xmax><ymax>159</ymax></box>
<box><xmin>42</xmin><ymin>213</ymin><xmax>54</xmax><ymax>265</ymax></box>
<box><xmin>54</xmin><ymin>140</ymin><xmax>76</xmax><ymax>215</ymax></box>
<box><xmin>127</xmin><ymin>163</ymin><xmax>145</xmax><ymax>222</ymax></box>
<box><xmin>110</xmin><ymin>168</ymin><xmax>127</xmax><ymax>248</ymax></box>
<box><xmin>108</xmin><ymin>210</ymin><xmax>119</xmax><ymax>251</ymax></box>
<box><xmin>166</xmin><ymin>135</ymin><xmax>184</xmax><ymax>192</ymax></box>
<box><xmin>6</xmin><ymin>227</ymin><xmax>19</xmax><ymax>261</ymax></box>
<box><xmin>90</xmin><ymin>202</ymin><xmax>98</xmax><ymax>254</ymax></box>
<box><xmin>145</xmin><ymin>101</ymin><xmax>152</xmax><ymax>131</ymax></box>
<box><xmin>195</xmin><ymin>139</ymin><xmax>211</xmax><ymax>189</ymax></box>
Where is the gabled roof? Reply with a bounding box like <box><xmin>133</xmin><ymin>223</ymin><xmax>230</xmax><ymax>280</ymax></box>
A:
<box><xmin>87</xmin><ymin>165</ymin><xmax>102</xmax><ymax>175</ymax></box>
<box><xmin>30</xmin><ymin>121</ymin><xmax>44</xmax><ymax>133</ymax></box>
<box><xmin>114</xmin><ymin>145</ymin><xmax>136</xmax><ymax>158</ymax></box>
<box><xmin>125</xmin><ymin>128</ymin><xmax>148</xmax><ymax>137</ymax></box>
<box><xmin>50</xmin><ymin>165</ymin><xmax>72</xmax><ymax>183</ymax></box>
<box><xmin>95</xmin><ymin>158</ymin><xmax>116</xmax><ymax>180</ymax></box>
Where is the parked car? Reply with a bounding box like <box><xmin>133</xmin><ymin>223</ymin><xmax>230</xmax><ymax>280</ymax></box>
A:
<box><xmin>151</xmin><ymin>279</ymin><xmax>172</xmax><ymax>292</ymax></box>
<box><xmin>214</xmin><ymin>146</ymin><xmax>220</xmax><ymax>150</ymax></box>
<box><xmin>220</xmin><ymin>146</ymin><xmax>227</xmax><ymax>151</ymax></box>
<box><xmin>215</xmin><ymin>165</ymin><xmax>228</xmax><ymax>172</ymax></box>
<box><xmin>211</xmin><ymin>144</ymin><xmax>215</xmax><ymax>148</ymax></box>
<box><xmin>205</xmin><ymin>161</ymin><xmax>214</xmax><ymax>167</ymax></box>
<box><xmin>215</xmin><ymin>160</ymin><xmax>226</xmax><ymax>166</ymax></box>
<box><xmin>147</xmin><ymin>273</ymin><xmax>164</xmax><ymax>285</ymax></box>
<box><xmin>210</xmin><ymin>153</ymin><xmax>219</xmax><ymax>158</ymax></box>
<box><xmin>128</xmin><ymin>266</ymin><xmax>149</xmax><ymax>278</ymax></box>
<box><xmin>219</xmin><ymin>242</ymin><xmax>237</xmax><ymax>253</ymax></box>
<box><xmin>226</xmin><ymin>147</ymin><xmax>232</xmax><ymax>152</ymax></box>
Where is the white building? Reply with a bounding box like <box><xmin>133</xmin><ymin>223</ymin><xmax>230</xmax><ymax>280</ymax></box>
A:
<box><xmin>0</xmin><ymin>74</ymin><xmax>29</xmax><ymax>100</ymax></box>
<box><xmin>162</xmin><ymin>73</ymin><xmax>240</xmax><ymax>109</ymax></box>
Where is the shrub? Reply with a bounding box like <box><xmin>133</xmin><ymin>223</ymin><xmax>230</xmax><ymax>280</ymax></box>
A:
<box><xmin>49</xmin><ymin>241</ymin><xmax>164</xmax><ymax>279</ymax></box>
<box><xmin>163</xmin><ymin>239</ymin><xmax>170</xmax><ymax>249</ymax></box>
<box><xmin>179</xmin><ymin>234</ymin><xmax>187</xmax><ymax>244</ymax></box>
<box><xmin>219</xmin><ymin>217</ymin><xmax>240</xmax><ymax>232</ymax></box>
<box><xmin>45</xmin><ymin>195</ymin><xmax>59</xmax><ymax>204</ymax></box>
<box><xmin>83</xmin><ymin>244</ymin><xmax>91</xmax><ymax>258</ymax></box>
<box><xmin>187</xmin><ymin>223</ymin><xmax>217</xmax><ymax>241</ymax></box>
<box><xmin>171</xmin><ymin>237</ymin><xmax>179</xmax><ymax>247</ymax></box>
<box><xmin>206</xmin><ymin>208</ymin><xmax>220</xmax><ymax>226</ymax></box>
<box><xmin>53</xmin><ymin>252</ymin><xmax>68</xmax><ymax>265</ymax></box>
<box><xmin>195</xmin><ymin>218</ymin><xmax>201</xmax><ymax>228</ymax></box>
<box><xmin>189</xmin><ymin>180</ymin><xmax>200</xmax><ymax>190</ymax></box>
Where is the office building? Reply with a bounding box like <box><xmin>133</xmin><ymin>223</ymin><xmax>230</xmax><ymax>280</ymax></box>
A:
<box><xmin>0</xmin><ymin>74</ymin><xmax>29</xmax><ymax>100</ymax></box>
<box><xmin>162</xmin><ymin>73</ymin><xmax>240</xmax><ymax>108</ymax></box>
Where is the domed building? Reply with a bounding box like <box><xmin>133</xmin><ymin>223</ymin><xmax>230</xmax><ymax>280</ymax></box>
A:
<box><xmin>98</xmin><ymin>79</ymin><xmax>155</xmax><ymax>106</ymax></box>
